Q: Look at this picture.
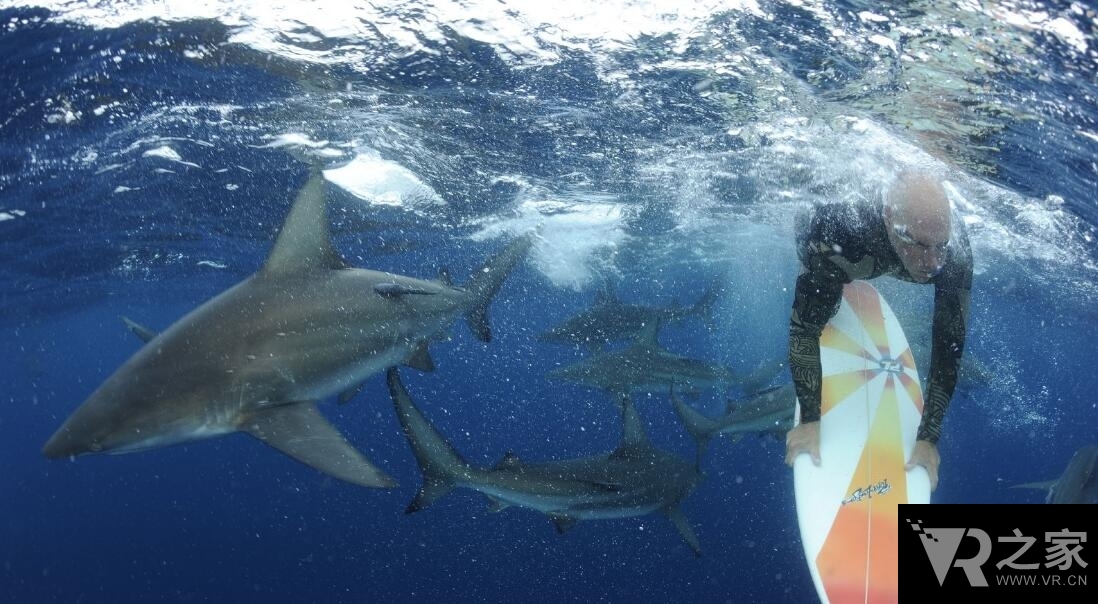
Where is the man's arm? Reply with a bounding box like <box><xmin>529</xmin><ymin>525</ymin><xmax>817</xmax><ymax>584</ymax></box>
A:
<box><xmin>919</xmin><ymin>269</ymin><xmax>971</xmax><ymax>443</ymax></box>
<box><xmin>789</xmin><ymin>245</ymin><xmax>849</xmax><ymax>422</ymax></box>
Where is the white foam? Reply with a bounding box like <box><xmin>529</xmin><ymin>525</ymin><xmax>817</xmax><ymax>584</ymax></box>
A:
<box><xmin>323</xmin><ymin>153</ymin><xmax>444</xmax><ymax>209</ymax></box>
<box><xmin>469</xmin><ymin>196</ymin><xmax>627</xmax><ymax>291</ymax></box>
<box><xmin>261</xmin><ymin>133</ymin><xmax>329</xmax><ymax>149</ymax></box>
<box><xmin>142</xmin><ymin>145</ymin><xmax>201</xmax><ymax>168</ymax></box>
<box><xmin>0</xmin><ymin>209</ymin><xmax>26</xmax><ymax>222</ymax></box>
<box><xmin>16</xmin><ymin>0</ymin><xmax>767</xmax><ymax>67</ymax></box>
<box><xmin>858</xmin><ymin>11</ymin><xmax>889</xmax><ymax>24</ymax></box>
<box><xmin>869</xmin><ymin>34</ymin><xmax>897</xmax><ymax>54</ymax></box>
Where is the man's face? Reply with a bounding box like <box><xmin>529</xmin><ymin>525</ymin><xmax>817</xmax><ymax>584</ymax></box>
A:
<box><xmin>885</xmin><ymin>205</ymin><xmax>950</xmax><ymax>283</ymax></box>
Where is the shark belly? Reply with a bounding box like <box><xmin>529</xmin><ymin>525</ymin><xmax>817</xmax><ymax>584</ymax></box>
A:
<box><xmin>471</xmin><ymin>482</ymin><xmax>628</xmax><ymax>515</ymax></box>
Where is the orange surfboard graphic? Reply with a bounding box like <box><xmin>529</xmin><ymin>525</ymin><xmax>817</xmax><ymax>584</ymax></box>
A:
<box><xmin>795</xmin><ymin>280</ymin><xmax>928</xmax><ymax>604</ymax></box>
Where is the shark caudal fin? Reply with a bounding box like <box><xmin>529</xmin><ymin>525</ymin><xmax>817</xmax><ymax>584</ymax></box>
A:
<box><xmin>689</xmin><ymin>281</ymin><xmax>722</xmax><ymax>331</ymax></box>
<box><xmin>463</xmin><ymin>233</ymin><xmax>535</xmax><ymax>342</ymax></box>
<box><xmin>670</xmin><ymin>386</ymin><xmax>720</xmax><ymax>465</ymax></box>
<box><xmin>387</xmin><ymin>368</ymin><xmax>473</xmax><ymax>513</ymax></box>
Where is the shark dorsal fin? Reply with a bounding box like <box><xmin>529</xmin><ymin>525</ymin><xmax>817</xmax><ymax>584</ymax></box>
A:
<box><xmin>438</xmin><ymin>267</ymin><xmax>453</xmax><ymax>287</ymax></box>
<box><xmin>594</xmin><ymin>282</ymin><xmax>617</xmax><ymax>306</ymax></box>
<box><xmin>616</xmin><ymin>394</ymin><xmax>650</xmax><ymax>452</ymax></box>
<box><xmin>493</xmin><ymin>451</ymin><xmax>522</xmax><ymax>470</ymax></box>
<box><xmin>549</xmin><ymin>514</ymin><xmax>578</xmax><ymax>534</ymax></box>
<box><xmin>261</xmin><ymin>169</ymin><xmax>349</xmax><ymax>276</ymax></box>
<box><xmin>724</xmin><ymin>399</ymin><xmax>737</xmax><ymax>415</ymax></box>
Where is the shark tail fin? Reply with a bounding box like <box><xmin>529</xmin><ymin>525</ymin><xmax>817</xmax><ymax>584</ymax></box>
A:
<box><xmin>463</xmin><ymin>233</ymin><xmax>535</xmax><ymax>342</ymax></box>
<box><xmin>691</xmin><ymin>282</ymin><xmax>722</xmax><ymax>331</ymax></box>
<box><xmin>671</xmin><ymin>387</ymin><xmax>718</xmax><ymax>463</ymax></box>
<box><xmin>387</xmin><ymin>368</ymin><xmax>472</xmax><ymax>512</ymax></box>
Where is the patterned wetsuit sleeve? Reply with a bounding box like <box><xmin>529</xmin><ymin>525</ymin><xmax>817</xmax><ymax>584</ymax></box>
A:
<box><xmin>918</xmin><ymin>242</ymin><xmax>973</xmax><ymax>443</ymax></box>
<box><xmin>789</xmin><ymin>232</ymin><xmax>849</xmax><ymax>423</ymax></box>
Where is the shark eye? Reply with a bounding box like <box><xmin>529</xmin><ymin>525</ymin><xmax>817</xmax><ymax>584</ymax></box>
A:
<box><xmin>89</xmin><ymin>441</ymin><xmax>103</xmax><ymax>452</ymax></box>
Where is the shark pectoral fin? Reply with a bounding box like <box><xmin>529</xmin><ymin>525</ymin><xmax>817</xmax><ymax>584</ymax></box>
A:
<box><xmin>337</xmin><ymin>383</ymin><xmax>366</xmax><ymax>405</ymax></box>
<box><xmin>404</xmin><ymin>341</ymin><xmax>435</xmax><ymax>372</ymax></box>
<box><xmin>549</xmin><ymin>514</ymin><xmax>578</xmax><ymax>534</ymax></box>
<box><xmin>665</xmin><ymin>506</ymin><xmax>702</xmax><ymax>558</ymax></box>
<box><xmin>120</xmin><ymin>316</ymin><xmax>158</xmax><ymax>343</ymax></box>
<box><xmin>465</xmin><ymin>308</ymin><xmax>492</xmax><ymax>343</ymax></box>
<box><xmin>241</xmin><ymin>403</ymin><xmax>396</xmax><ymax>489</ymax></box>
<box><xmin>485</xmin><ymin>495</ymin><xmax>511</xmax><ymax>514</ymax></box>
<box><xmin>406</xmin><ymin>477</ymin><xmax>454</xmax><ymax>514</ymax></box>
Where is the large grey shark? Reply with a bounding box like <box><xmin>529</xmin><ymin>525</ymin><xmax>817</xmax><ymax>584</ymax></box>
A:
<box><xmin>673</xmin><ymin>384</ymin><xmax>795</xmax><ymax>461</ymax></box>
<box><xmin>42</xmin><ymin>167</ymin><xmax>533</xmax><ymax>489</ymax></box>
<box><xmin>546</xmin><ymin>320</ymin><xmax>736</xmax><ymax>398</ymax></box>
<box><xmin>539</xmin><ymin>283</ymin><xmax>719</xmax><ymax>349</ymax></box>
<box><xmin>1012</xmin><ymin>444</ymin><xmax>1098</xmax><ymax>504</ymax></box>
<box><xmin>387</xmin><ymin>368</ymin><xmax>705</xmax><ymax>556</ymax></box>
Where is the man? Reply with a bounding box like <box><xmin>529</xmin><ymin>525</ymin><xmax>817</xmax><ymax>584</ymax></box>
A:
<box><xmin>784</xmin><ymin>170</ymin><xmax>973</xmax><ymax>492</ymax></box>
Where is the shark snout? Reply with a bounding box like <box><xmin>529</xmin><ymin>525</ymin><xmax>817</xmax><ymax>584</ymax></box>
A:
<box><xmin>42</xmin><ymin>425</ymin><xmax>100</xmax><ymax>459</ymax></box>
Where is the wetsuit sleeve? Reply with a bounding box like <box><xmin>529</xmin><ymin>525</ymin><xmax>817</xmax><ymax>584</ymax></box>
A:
<box><xmin>789</xmin><ymin>212</ymin><xmax>852</xmax><ymax>424</ymax></box>
<box><xmin>918</xmin><ymin>242</ymin><xmax>973</xmax><ymax>443</ymax></box>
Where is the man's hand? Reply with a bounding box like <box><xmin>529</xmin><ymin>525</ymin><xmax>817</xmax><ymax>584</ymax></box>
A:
<box><xmin>785</xmin><ymin>421</ymin><xmax>820</xmax><ymax>467</ymax></box>
<box><xmin>905</xmin><ymin>440</ymin><xmax>940</xmax><ymax>492</ymax></box>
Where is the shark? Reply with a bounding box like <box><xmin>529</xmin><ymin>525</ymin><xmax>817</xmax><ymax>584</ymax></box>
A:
<box><xmin>1012</xmin><ymin>444</ymin><xmax>1098</xmax><ymax>504</ymax></box>
<box><xmin>546</xmin><ymin>320</ymin><xmax>736</xmax><ymax>399</ymax></box>
<box><xmin>42</xmin><ymin>167</ymin><xmax>533</xmax><ymax>489</ymax></box>
<box><xmin>539</xmin><ymin>283</ymin><xmax>719</xmax><ymax>349</ymax></box>
<box><xmin>673</xmin><ymin>384</ymin><xmax>796</xmax><ymax>461</ymax></box>
<box><xmin>387</xmin><ymin>367</ymin><xmax>705</xmax><ymax>557</ymax></box>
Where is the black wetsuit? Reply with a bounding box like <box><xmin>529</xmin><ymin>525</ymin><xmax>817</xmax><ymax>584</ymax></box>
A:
<box><xmin>788</xmin><ymin>198</ymin><xmax>973</xmax><ymax>444</ymax></box>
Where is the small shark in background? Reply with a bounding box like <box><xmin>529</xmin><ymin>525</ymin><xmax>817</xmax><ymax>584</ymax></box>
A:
<box><xmin>673</xmin><ymin>384</ymin><xmax>795</xmax><ymax>462</ymax></box>
<box><xmin>546</xmin><ymin>320</ymin><xmax>737</xmax><ymax>399</ymax></box>
<box><xmin>903</xmin><ymin>321</ymin><xmax>992</xmax><ymax>395</ymax></box>
<box><xmin>42</xmin><ymin>166</ymin><xmax>533</xmax><ymax>489</ymax></box>
<box><xmin>539</xmin><ymin>282</ymin><xmax>720</xmax><ymax>349</ymax></box>
<box><xmin>387</xmin><ymin>368</ymin><xmax>705</xmax><ymax>557</ymax></box>
<box><xmin>1012</xmin><ymin>444</ymin><xmax>1098</xmax><ymax>504</ymax></box>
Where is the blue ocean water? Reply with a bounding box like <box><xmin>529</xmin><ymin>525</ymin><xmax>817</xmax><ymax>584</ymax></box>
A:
<box><xmin>1</xmin><ymin>1</ymin><xmax>1096</xmax><ymax>602</ymax></box>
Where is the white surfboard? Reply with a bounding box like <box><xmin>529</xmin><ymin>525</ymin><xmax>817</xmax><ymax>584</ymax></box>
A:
<box><xmin>793</xmin><ymin>280</ymin><xmax>931</xmax><ymax>604</ymax></box>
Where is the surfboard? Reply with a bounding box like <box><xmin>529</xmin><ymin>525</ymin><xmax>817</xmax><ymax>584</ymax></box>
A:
<box><xmin>793</xmin><ymin>280</ymin><xmax>931</xmax><ymax>604</ymax></box>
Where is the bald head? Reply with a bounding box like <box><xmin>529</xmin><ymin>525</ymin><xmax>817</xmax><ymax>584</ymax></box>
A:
<box><xmin>885</xmin><ymin>170</ymin><xmax>951</xmax><ymax>238</ymax></box>
<box><xmin>883</xmin><ymin>170</ymin><xmax>952</xmax><ymax>282</ymax></box>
